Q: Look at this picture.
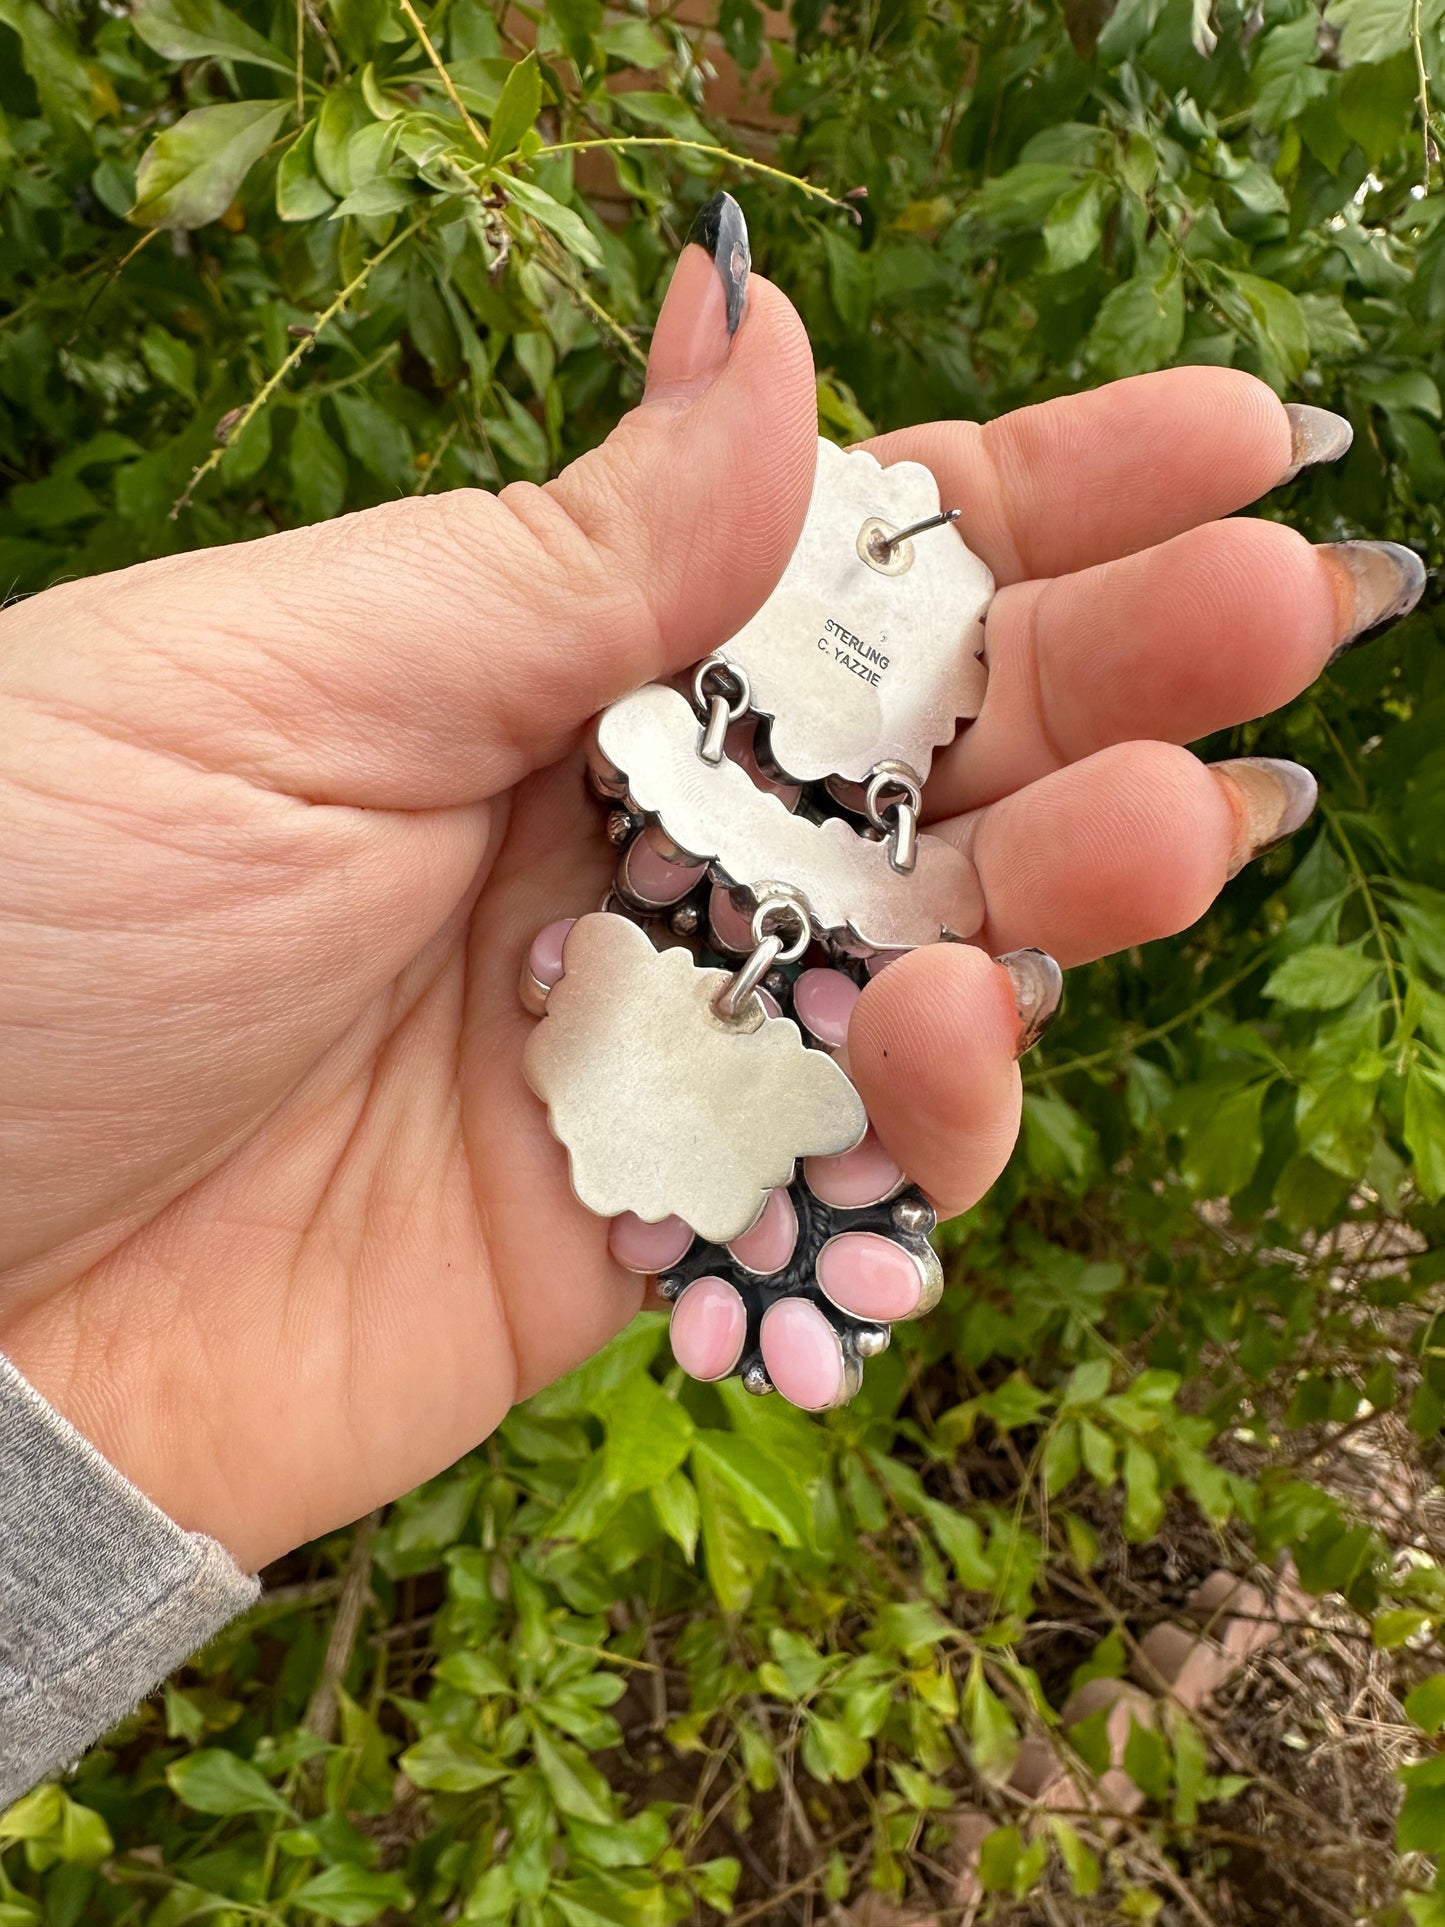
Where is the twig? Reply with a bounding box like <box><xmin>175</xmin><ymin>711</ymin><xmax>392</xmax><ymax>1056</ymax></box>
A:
<box><xmin>303</xmin><ymin>1510</ymin><xmax>381</xmax><ymax>1743</ymax></box>
<box><xmin>397</xmin><ymin>0</ymin><xmax>488</xmax><ymax>150</ymax></box>
<box><xmin>170</xmin><ymin>213</ymin><xmax>430</xmax><ymax>516</ymax></box>
<box><xmin>527</xmin><ymin>136</ymin><xmax>855</xmax><ymax>213</ymax></box>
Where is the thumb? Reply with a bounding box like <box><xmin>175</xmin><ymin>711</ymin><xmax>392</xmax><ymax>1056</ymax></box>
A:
<box><xmin>8</xmin><ymin>195</ymin><xmax>818</xmax><ymax>812</ymax></box>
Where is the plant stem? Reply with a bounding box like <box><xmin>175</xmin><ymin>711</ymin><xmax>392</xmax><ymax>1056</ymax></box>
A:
<box><xmin>171</xmin><ymin>213</ymin><xmax>430</xmax><ymax>517</ymax></box>
<box><xmin>527</xmin><ymin>136</ymin><xmax>851</xmax><ymax>210</ymax></box>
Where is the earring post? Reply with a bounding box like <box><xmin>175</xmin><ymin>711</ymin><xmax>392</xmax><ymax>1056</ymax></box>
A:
<box><xmin>875</xmin><ymin>508</ymin><xmax>961</xmax><ymax>558</ymax></box>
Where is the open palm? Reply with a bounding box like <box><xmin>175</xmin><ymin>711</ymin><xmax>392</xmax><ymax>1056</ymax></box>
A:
<box><xmin>0</xmin><ymin>215</ymin><xmax>1415</xmax><ymax>1573</ymax></box>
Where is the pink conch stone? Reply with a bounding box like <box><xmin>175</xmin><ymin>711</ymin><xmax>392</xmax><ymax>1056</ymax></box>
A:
<box><xmin>793</xmin><ymin>968</ymin><xmax>861</xmax><ymax>1048</ymax></box>
<box><xmin>805</xmin><ymin>1128</ymin><xmax>905</xmax><ymax>1208</ymax></box>
<box><xmin>608</xmin><ymin>1212</ymin><xmax>694</xmax><ymax>1274</ymax></box>
<box><xmin>760</xmin><ymin>1299</ymin><xmax>845</xmax><ymax>1410</ymax></box>
<box><xmin>624</xmin><ymin>837</ymin><xmax>705</xmax><ymax>906</ymax></box>
<box><xmin>709</xmin><ymin>884</ymin><xmax>756</xmax><ymax>954</ymax></box>
<box><xmin>818</xmin><ymin>1232</ymin><xmax>924</xmax><ymax>1321</ymax></box>
<box><xmin>867</xmin><ymin>950</ymin><xmax>903</xmax><ymax>977</ymax></box>
<box><xmin>757</xmin><ymin>987</ymin><xmax>783</xmax><ymax>1020</ymax></box>
<box><xmin>727</xmin><ymin>1187</ymin><xmax>798</xmax><ymax>1273</ymax></box>
<box><xmin>528</xmin><ymin>919</ymin><xmax>576</xmax><ymax>989</ymax></box>
<box><xmin>671</xmin><ymin>1275</ymin><xmax>747</xmax><ymax>1381</ymax></box>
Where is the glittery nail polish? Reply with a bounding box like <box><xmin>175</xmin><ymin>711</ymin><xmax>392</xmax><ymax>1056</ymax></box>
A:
<box><xmin>1322</xmin><ymin>540</ymin><xmax>1427</xmax><ymax>661</ymax></box>
<box><xmin>1282</xmin><ymin>403</ymin><xmax>1353</xmax><ymax>482</ymax></box>
<box><xmin>1211</xmin><ymin>757</ymin><xmax>1319</xmax><ymax>878</ymax></box>
<box><xmin>685</xmin><ymin>190</ymin><xmax>751</xmax><ymax>337</ymax></box>
<box><xmin>995</xmin><ymin>947</ymin><xmax>1064</xmax><ymax>1056</ymax></box>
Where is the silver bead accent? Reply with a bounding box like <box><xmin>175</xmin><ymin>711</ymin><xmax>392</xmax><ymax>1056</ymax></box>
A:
<box><xmin>669</xmin><ymin>902</ymin><xmax>701</xmax><ymax>938</ymax></box>
<box><xmin>657</xmin><ymin>1274</ymin><xmax>685</xmax><ymax>1301</ymax></box>
<box><xmin>606</xmin><ymin>809</ymin><xmax>637</xmax><ymax>848</ymax></box>
<box><xmin>892</xmin><ymin>1196</ymin><xmax>935</xmax><ymax>1238</ymax></box>
<box><xmin>742</xmin><ymin>1362</ymin><xmax>774</xmax><ymax>1396</ymax></box>
<box><xmin>763</xmin><ymin>967</ymin><xmax>791</xmax><ymax>1000</ymax></box>
<box><xmin>854</xmin><ymin>1325</ymin><xmax>891</xmax><ymax>1358</ymax></box>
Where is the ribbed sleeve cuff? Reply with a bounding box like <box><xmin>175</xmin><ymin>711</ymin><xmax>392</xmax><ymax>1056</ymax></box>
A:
<box><xmin>0</xmin><ymin>1353</ymin><xmax>259</xmax><ymax>1804</ymax></box>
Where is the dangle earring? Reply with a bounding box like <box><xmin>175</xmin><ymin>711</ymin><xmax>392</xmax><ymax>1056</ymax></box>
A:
<box><xmin>520</xmin><ymin>261</ymin><xmax>1028</xmax><ymax>1412</ymax></box>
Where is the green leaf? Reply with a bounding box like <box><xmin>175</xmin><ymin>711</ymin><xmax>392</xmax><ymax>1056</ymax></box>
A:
<box><xmin>922</xmin><ymin>1500</ymin><xmax>996</xmax><ymax>1589</ymax></box>
<box><xmin>333</xmin><ymin>391</ymin><xmax>413</xmax><ymax>485</ymax></box>
<box><xmin>1021</xmin><ymin>1091</ymin><xmax>1098</xmax><ymax>1186</ymax></box>
<box><xmin>165</xmin><ymin>1749</ymin><xmax>293</xmax><ymax>1817</ymax></box>
<box><xmin>1227</xmin><ymin>270</ymin><xmax>1311</xmax><ymax>383</ymax></box>
<box><xmin>1265</xmin><ymin>942</ymin><xmax>1379</xmax><ymax>1010</ymax></box>
<box><xmin>531</xmin><ymin>1725</ymin><xmax>615</xmax><ymax>1824</ymax></box>
<box><xmin>286</xmin><ymin>1867</ymin><xmax>413</xmax><ymax>1925</ymax></box>
<box><xmin>604</xmin><ymin>1371</ymin><xmax>694</xmax><ymax>1498</ymax></box>
<box><xmin>488</xmin><ymin>54</ymin><xmax>542</xmax><ymax>161</ymax></box>
<box><xmin>139</xmin><ymin>326</ymin><xmax>196</xmax><ymax>399</ymax></box>
<box><xmin>1050</xmin><ymin>1818</ymin><xmax>1101</xmax><ymax>1896</ymax></box>
<box><xmin>1042</xmin><ymin>177</ymin><xmax>1109</xmax><ymax>274</ymax></box>
<box><xmin>0</xmin><ymin>0</ymin><xmax>94</xmax><ymax>131</ymax></box>
<box><xmin>1123</xmin><ymin>1716</ymin><xmax>1172</xmax><ymax>1802</ymax></box>
<box><xmin>1405</xmin><ymin>1674</ymin><xmax>1445</xmax><ymax>1735</ymax></box>
<box><xmin>1178</xmin><ymin>1081</ymin><xmax>1266</xmax><ymax>1197</ymax></box>
<box><xmin>612</xmin><ymin>90</ymin><xmax>712</xmax><ymax>142</ymax></box>
<box><xmin>0</xmin><ymin>1787</ymin><xmax>61</xmax><ymax>1842</ymax></box>
<box><xmin>1374</xmin><ymin>1607</ymin><xmax>1431</xmax><ymax>1648</ymax></box>
<box><xmin>434</xmin><ymin>1649</ymin><xmax>511</xmax><ymax>1696</ymax></box>
<box><xmin>693</xmin><ymin>1450</ymin><xmax>766</xmax><ymax>1610</ymax></box>
<box><xmin>1398</xmin><ymin>1779</ymin><xmax>1445</xmax><ymax>1854</ymax></box>
<box><xmin>963</xmin><ymin>1657</ymin><xmax>1018</xmax><ymax>1783</ymax></box>
<box><xmin>650</xmin><ymin>1468</ymin><xmax>700</xmax><ymax>1561</ymax></box>
<box><xmin>131</xmin><ymin>101</ymin><xmax>290</xmax><ymax>230</ymax></box>
<box><xmin>1123</xmin><ymin>1440</ymin><xmax>1164</xmax><ymax>1540</ymax></box>
<box><xmin>398</xmin><ymin>1732</ymin><xmax>508</xmax><ymax>1792</ymax></box>
<box><xmin>506</xmin><ymin>177</ymin><xmax>604</xmax><ymax>271</ymax></box>
<box><xmin>290</xmin><ymin>410</ymin><xmax>348</xmax><ymax>524</ymax></box>
<box><xmin>1405</xmin><ymin>1065</ymin><xmax>1445</xmax><ymax>1203</ymax></box>
<box><xmin>690</xmin><ymin>1431</ymin><xmax>809</xmax><ymax>1547</ymax></box>
<box><xmin>1086</xmin><ymin>266</ymin><xmax>1185</xmax><ymax>379</ymax></box>
<box><xmin>803</xmin><ymin>1715</ymin><xmax>871</xmax><ymax>1782</ymax></box>
<box><xmin>132</xmin><ymin>0</ymin><xmax>289</xmax><ymax>70</ymax></box>
<box><xmin>1324</xmin><ymin>0</ymin><xmax>1428</xmax><ymax>64</ymax></box>
<box><xmin>276</xmin><ymin>122</ymin><xmax>335</xmax><ymax>220</ymax></box>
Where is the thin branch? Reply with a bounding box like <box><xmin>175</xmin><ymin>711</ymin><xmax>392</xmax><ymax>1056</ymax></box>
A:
<box><xmin>171</xmin><ymin>212</ymin><xmax>430</xmax><ymax>516</ymax></box>
<box><xmin>527</xmin><ymin>136</ymin><xmax>855</xmax><ymax>213</ymax></box>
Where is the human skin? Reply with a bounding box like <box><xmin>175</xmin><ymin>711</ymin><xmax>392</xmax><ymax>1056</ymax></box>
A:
<box><xmin>0</xmin><ymin>205</ymin><xmax>1422</xmax><ymax>1573</ymax></box>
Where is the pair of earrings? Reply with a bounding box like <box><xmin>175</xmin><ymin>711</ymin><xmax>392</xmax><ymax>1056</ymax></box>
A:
<box><xmin>520</xmin><ymin>436</ymin><xmax>1004</xmax><ymax>1410</ymax></box>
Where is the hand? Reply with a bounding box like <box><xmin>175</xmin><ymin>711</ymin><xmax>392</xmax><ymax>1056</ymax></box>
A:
<box><xmin>0</xmin><ymin>203</ymin><xmax>1417</xmax><ymax>1572</ymax></box>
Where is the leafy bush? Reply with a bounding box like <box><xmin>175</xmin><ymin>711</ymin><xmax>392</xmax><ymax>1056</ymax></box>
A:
<box><xmin>2</xmin><ymin>0</ymin><xmax>1445</xmax><ymax>1918</ymax></box>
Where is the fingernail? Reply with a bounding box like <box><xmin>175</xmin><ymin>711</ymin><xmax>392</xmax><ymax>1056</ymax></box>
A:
<box><xmin>1281</xmin><ymin>403</ymin><xmax>1353</xmax><ymax>482</ymax></box>
<box><xmin>645</xmin><ymin>192</ymin><xmax>749</xmax><ymax>400</ymax></box>
<box><xmin>1210</xmin><ymin>758</ymin><xmax>1318</xmax><ymax>878</ymax></box>
<box><xmin>996</xmin><ymin>947</ymin><xmax>1064</xmax><ymax>1056</ymax></box>
<box><xmin>687</xmin><ymin>190</ymin><xmax>750</xmax><ymax>337</ymax></box>
<box><xmin>1321</xmin><ymin>540</ymin><xmax>1427</xmax><ymax>661</ymax></box>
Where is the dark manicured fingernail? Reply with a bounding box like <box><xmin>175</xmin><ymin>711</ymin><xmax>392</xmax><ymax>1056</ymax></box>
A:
<box><xmin>1282</xmin><ymin>403</ymin><xmax>1353</xmax><ymax>482</ymax></box>
<box><xmin>1210</xmin><ymin>758</ymin><xmax>1318</xmax><ymax>878</ymax></box>
<box><xmin>996</xmin><ymin>948</ymin><xmax>1063</xmax><ymax>1056</ymax></box>
<box><xmin>1322</xmin><ymin>540</ymin><xmax>1427</xmax><ymax>661</ymax></box>
<box><xmin>686</xmin><ymin>190</ymin><xmax>750</xmax><ymax>337</ymax></box>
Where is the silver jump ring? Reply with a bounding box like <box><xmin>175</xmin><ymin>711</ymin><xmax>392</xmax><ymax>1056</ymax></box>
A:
<box><xmin>750</xmin><ymin>893</ymin><xmax>811</xmax><ymax>965</ymax></box>
<box><xmin>863</xmin><ymin>766</ymin><xmax>922</xmax><ymax>833</ymax></box>
<box><xmin>690</xmin><ymin>656</ymin><xmax>751</xmax><ymax>725</ymax></box>
<box><xmin>715</xmin><ymin>933</ymin><xmax>783</xmax><ymax>1023</ymax></box>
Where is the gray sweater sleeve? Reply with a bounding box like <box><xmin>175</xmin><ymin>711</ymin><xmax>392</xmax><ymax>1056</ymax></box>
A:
<box><xmin>0</xmin><ymin>1353</ymin><xmax>259</xmax><ymax>1804</ymax></box>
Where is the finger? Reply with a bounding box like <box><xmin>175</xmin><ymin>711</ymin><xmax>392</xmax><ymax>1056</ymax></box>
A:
<box><xmin>929</xmin><ymin>522</ymin><xmax>1426</xmax><ymax>815</ymax></box>
<box><xmin>860</xmin><ymin>370</ymin><xmax>1348</xmax><ymax>583</ymax></box>
<box><xmin>1</xmin><ymin>197</ymin><xmax>818</xmax><ymax>812</ymax></box>
<box><xmin>943</xmin><ymin>740</ymin><xmax>1317</xmax><ymax>966</ymax></box>
<box><xmin>847</xmin><ymin>943</ymin><xmax>1033</xmax><ymax>1217</ymax></box>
